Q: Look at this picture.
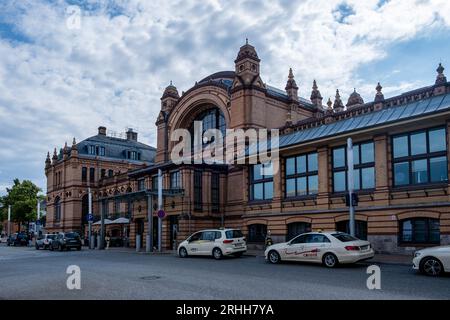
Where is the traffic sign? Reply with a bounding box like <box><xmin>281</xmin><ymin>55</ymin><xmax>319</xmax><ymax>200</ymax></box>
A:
<box><xmin>87</xmin><ymin>214</ymin><xmax>94</xmax><ymax>222</ymax></box>
<box><xmin>157</xmin><ymin>210</ymin><xmax>166</xmax><ymax>219</ymax></box>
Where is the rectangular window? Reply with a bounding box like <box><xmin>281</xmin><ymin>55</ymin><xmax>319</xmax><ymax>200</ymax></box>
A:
<box><xmin>392</xmin><ymin>127</ymin><xmax>448</xmax><ymax>187</ymax></box>
<box><xmin>82</xmin><ymin>167</ymin><xmax>87</xmax><ymax>182</ymax></box>
<box><xmin>400</xmin><ymin>218</ymin><xmax>440</xmax><ymax>244</ymax></box>
<box><xmin>170</xmin><ymin>171</ymin><xmax>181</xmax><ymax>189</ymax></box>
<box><xmin>332</xmin><ymin>142</ymin><xmax>375</xmax><ymax>192</ymax></box>
<box><xmin>138</xmin><ymin>179</ymin><xmax>145</xmax><ymax>191</ymax></box>
<box><xmin>249</xmin><ymin>163</ymin><xmax>273</xmax><ymax>201</ymax></box>
<box><xmin>108</xmin><ymin>169</ymin><xmax>114</xmax><ymax>178</ymax></box>
<box><xmin>89</xmin><ymin>168</ymin><xmax>95</xmax><ymax>182</ymax></box>
<box><xmin>194</xmin><ymin>171</ymin><xmax>203</xmax><ymax>211</ymax></box>
<box><xmin>101</xmin><ymin>169</ymin><xmax>106</xmax><ymax>178</ymax></box>
<box><xmin>89</xmin><ymin>145</ymin><xmax>96</xmax><ymax>155</ymax></box>
<box><xmin>99</xmin><ymin>147</ymin><xmax>106</xmax><ymax>156</ymax></box>
<box><xmin>152</xmin><ymin>175</ymin><xmax>158</xmax><ymax>191</ymax></box>
<box><xmin>211</xmin><ymin>173</ymin><xmax>220</xmax><ymax>213</ymax></box>
<box><xmin>285</xmin><ymin>152</ymin><xmax>318</xmax><ymax>198</ymax></box>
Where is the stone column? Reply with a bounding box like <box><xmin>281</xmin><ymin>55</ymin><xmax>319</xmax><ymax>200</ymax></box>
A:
<box><xmin>316</xmin><ymin>146</ymin><xmax>330</xmax><ymax>209</ymax></box>
<box><xmin>374</xmin><ymin>134</ymin><xmax>390</xmax><ymax>206</ymax></box>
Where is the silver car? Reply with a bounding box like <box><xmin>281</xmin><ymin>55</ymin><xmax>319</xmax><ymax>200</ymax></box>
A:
<box><xmin>35</xmin><ymin>234</ymin><xmax>57</xmax><ymax>250</ymax></box>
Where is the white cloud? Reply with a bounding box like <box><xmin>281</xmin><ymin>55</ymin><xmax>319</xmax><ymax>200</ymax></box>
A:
<box><xmin>0</xmin><ymin>0</ymin><xmax>449</xmax><ymax>194</ymax></box>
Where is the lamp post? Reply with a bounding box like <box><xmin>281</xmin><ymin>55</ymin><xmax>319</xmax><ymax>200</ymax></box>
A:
<box><xmin>8</xmin><ymin>205</ymin><xmax>11</xmax><ymax>237</ymax></box>
<box><xmin>88</xmin><ymin>187</ymin><xmax>93</xmax><ymax>249</ymax></box>
<box><xmin>36</xmin><ymin>200</ymin><xmax>41</xmax><ymax>236</ymax></box>
<box><xmin>158</xmin><ymin>169</ymin><xmax>163</xmax><ymax>252</ymax></box>
<box><xmin>347</xmin><ymin>138</ymin><xmax>356</xmax><ymax>237</ymax></box>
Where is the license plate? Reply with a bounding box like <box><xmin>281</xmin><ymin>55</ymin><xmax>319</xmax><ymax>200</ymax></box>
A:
<box><xmin>235</xmin><ymin>243</ymin><xmax>243</xmax><ymax>247</ymax></box>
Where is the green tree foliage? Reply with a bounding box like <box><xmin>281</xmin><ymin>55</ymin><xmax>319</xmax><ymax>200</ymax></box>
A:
<box><xmin>1</xmin><ymin>179</ymin><xmax>43</xmax><ymax>231</ymax></box>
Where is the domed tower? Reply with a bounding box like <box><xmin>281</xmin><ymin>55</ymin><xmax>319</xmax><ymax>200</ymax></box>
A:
<box><xmin>346</xmin><ymin>88</ymin><xmax>364</xmax><ymax>109</ymax></box>
<box><xmin>161</xmin><ymin>81</ymin><xmax>180</xmax><ymax>113</ymax></box>
<box><xmin>155</xmin><ymin>82</ymin><xmax>179</xmax><ymax>163</ymax></box>
<box><xmin>310</xmin><ymin>80</ymin><xmax>323</xmax><ymax>108</ymax></box>
<box><xmin>234</xmin><ymin>39</ymin><xmax>263</xmax><ymax>86</ymax></box>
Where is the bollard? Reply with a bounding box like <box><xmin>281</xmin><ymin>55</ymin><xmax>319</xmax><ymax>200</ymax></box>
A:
<box><xmin>97</xmin><ymin>235</ymin><xmax>101</xmax><ymax>249</ymax></box>
<box><xmin>136</xmin><ymin>235</ymin><xmax>141</xmax><ymax>252</ymax></box>
<box><xmin>90</xmin><ymin>236</ymin><xmax>95</xmax><ymax>250</ymax></box>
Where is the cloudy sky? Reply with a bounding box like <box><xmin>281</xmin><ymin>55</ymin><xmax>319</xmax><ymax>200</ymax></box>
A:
<box><xmin>0</xmin><ymin>0</ymin><xmax>450</xmax><ymax>195</ymax></box>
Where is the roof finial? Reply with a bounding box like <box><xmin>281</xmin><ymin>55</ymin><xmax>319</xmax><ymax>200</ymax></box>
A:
<box><xmin>327</xmin><ymin>97</ymin><xmax>333</xmax><ymax>111</ymax></box>
<box><xmin>333</xmin><ymin>89</ymin><xmax>344</xmax><ymax>111</ymax></box>
<box><xmin>436</xmin><ymin>63</ymin><xmax>447</xmax><ymax>85</ymax></box>
<box><xmin>246</xmin><ymin>38</ymin><xmax>248</xmax><ymax>45</ymax></box>
<box><xmin>310</xmin><ymin>80</ymin><xmax>323</xmax><ymax>107</ymax></box>
<box><xmin>170</xmin><ymin>80</ymin><xmax>173</xmax><ymax>86</ymax></box>
<box><xmin>375</xmin><ymin>82</ymin><xmax>384</xmax><ymax>102</ymax></box>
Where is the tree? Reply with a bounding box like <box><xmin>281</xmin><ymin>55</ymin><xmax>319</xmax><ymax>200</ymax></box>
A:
<box><xmin>2</xmin><ymin>179</ymin><xmax>43</xmax><ymax>232</ymax></box>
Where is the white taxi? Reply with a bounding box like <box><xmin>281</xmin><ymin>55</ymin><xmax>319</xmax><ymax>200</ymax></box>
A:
<box><xmin>178</xmin><ymin>229</ymin><xmax>247</xmax><ymax>260</ymax></box>
<box><xmin>265</xmin><ymin>231</ymin><xmax>374</xmax><ymax>268</ymax></box>
<box><xmin>413</xmin><ymin>246</ymin><xmax>450</xmax><ymax>276</ymax></box>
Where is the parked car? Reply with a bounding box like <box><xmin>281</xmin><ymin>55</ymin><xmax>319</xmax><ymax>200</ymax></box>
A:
<box><xmin>0</xmin><ymin>234</ymin><xmax>8</xmax><ymax>243</ymax></box>
<box><xmin>265</xmin><ymin>231</ymin><xmax>374</xmax><ymax>268</ymax></box>
<box><xmin>178</xmin><ymin>229</ymin><xmax>247</xmax><ymax>260</ymax></box>
<box><xmin>6</xmin><ymin>233</ymin><xmax>28</xmax><ymax>246</ymax></box>
<box><xmin>50</xmin><ymin>232</ymin><xmax>82</xmax><ymax>251</ymax></box>
<box><xmin>413</xmin><ymin>246</ymin><xmax>450</xmax><ymax>276</ymax></box>
<box><xmin>35</xmin><ymin>234</ymin><xmax>57</xmax><ymax>250</ymax></box>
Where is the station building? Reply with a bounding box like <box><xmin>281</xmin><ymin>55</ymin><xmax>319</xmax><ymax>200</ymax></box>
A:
<box><xmin>45</xmin><ymin>42</ymin><xmax>450</xmax><ymax>254</ymax></box>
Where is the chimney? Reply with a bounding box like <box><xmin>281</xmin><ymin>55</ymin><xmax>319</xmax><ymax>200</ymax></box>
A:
<box><xmin>98</xmin><ymin>126</ymin><xmax>107</xmax><ymax>136</ymax></box>
<box><xmin>126</xmin><ymin>128</ymin><xmax>138</xmax><ymax>141</ymax></box>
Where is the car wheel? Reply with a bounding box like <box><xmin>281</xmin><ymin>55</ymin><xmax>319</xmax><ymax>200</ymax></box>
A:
<box><xmin>179</xmin><ymin>247</ymin><xmax>188</xmax><ymax>258</ymax></box>
<box><xmin>420</xmin><ymin>257</ymin><xmax>444</xmax><ymax>277</ymax></box>
<box><xmin>35</xmin><ymin>244</ymin><xmax>40</xmax><ymax>250</ymax></box>
<box><xmin>212</xmin><ymin>248</ymin><xmax>223</xmax><ymax>260</ymax></box>
<box><xmin>323</xmin><ymin>253</ymin><xmax>339</xmax><ymax>268</ymax></box>
<box><xmin>268</xmin><ymin>250</ymin><xmax>281</xmax><ymax>264</ymax></box>
<box><xmin>49</xmin><ymin>245</ymin><xmax>54</xmax><ymax>251</ymax></box>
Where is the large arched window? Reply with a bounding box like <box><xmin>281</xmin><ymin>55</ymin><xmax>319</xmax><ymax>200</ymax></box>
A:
<box><xmin>190</xmin><ymin>107</ymin><xmax>226</xmax><ymax>145</ymax></box>
<box><xmin>54</xmin><ymin>197</ymin><xmax>61</xmax><ymax>222</ymax></box>
<box><xmin>286</xmin><ymin>222</ymin><xmax>312</xmax><ymax>241</ymax></box>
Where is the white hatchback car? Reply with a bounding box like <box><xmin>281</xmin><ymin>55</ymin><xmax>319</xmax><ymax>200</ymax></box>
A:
<box><xmin>178</xmin><ymin>229</ymin><xmax>247</xmax><ymax>260</ymax></box>
<box><xmin>413</xmin><ymin>246</ymin><xmax>450</xmax><ymax>276</ymax></box>
<box><xmin>265</xmin><ymin>231</ymin><xmax>374</xmax><ymax>268</ymax></box>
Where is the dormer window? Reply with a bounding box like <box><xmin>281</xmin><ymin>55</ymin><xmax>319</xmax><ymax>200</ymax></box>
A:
<box><xmin>126</xmin><ymin>151</ymin><xmax>140</xmax><ymax>160</ymax></box>
<box><xmin>89</xmin><ymin>145</ymin><xmax>105</xmax><ymax>156</ymax></box>
<box><xmin>89</xmin><ymin>145</ymin><xmax>96</xmax><ymax>155</ymax></box>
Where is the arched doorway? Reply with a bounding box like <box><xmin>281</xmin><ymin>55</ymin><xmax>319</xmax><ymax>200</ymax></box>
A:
<box><xmin>248</xmin><ymin>224</ymin><xmax>267</xmax><ymax>243</ymax></box>
<box><xmin>336</xmin><ymin>220</ymin><xmax>368</xmax><ymax>240</ymax></box>
<box><xmin>286</xmin><ymin>222</ymin><xmax>312</xmax><ymax>241</ymax></box>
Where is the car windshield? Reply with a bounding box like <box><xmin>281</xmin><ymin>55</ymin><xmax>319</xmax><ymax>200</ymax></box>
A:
<box><xmin>65</xmin><ymin>233</ymin><xmax>79</xmax><ymax>239</ymax></box>
<box><xmin>225</xmin><ymin>230</ymin><xmax>243</xmax><ymax>239</ymax></box>
<box><xmin>47</xmin><ymin>235</ymin><xmax>56</xmax><ymax>240</ymax></box>
<box><xmin>332</xmin><ymin>233</ymin><xmax>359</xmax><ymax>242</ymax></box>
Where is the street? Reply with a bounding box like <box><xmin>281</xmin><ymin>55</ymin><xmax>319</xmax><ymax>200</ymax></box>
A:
<box><xmin>0</xmin><ymin>245</ymin><xmax>449</xmax><ymax>300</ymax></box>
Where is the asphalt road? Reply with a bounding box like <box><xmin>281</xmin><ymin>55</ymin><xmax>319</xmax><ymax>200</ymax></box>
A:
<box><xmin>0</xmin><ymin>245</ymin><xmax>449</xmax><ymax>300</ymax></box>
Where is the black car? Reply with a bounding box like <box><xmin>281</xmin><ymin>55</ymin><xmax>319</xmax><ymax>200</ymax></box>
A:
<box><xmin>7</xmin><ymin>233</ymin><xmax>28</xmax><ymax>246</ymax></box>
<box><xmin>50</xmin><ymin>232</ymin><xmax>82</xmax><ymax>251</ymax></box>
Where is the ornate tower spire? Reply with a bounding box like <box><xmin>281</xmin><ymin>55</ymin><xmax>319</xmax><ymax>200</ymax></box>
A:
<box><xmin>285</xmin><ymin>68</ymin><xmax>299</xmax><ymax>101</ymax></box>
<box><xmin>374</xmin><ymin>82</ymin><xmax>384</xmax><ymax>102</ymax></box>
<box><xmin>45</xmin><ymin>151</ymin><xmax>51</xmax><ymax>168</ymax></box>
<box><xmin>333</xmin><ymin>89</ymin><xmax>344</xmax><ymax>112</ymax></box>
<box><xmin>310</xmin><ymin>80</ymin><xmax>323</xmax><ymax>107</ymax></box>
<box><xmin>436</xmin><ymin>63</ymin><xmax>447</xmax><ymax>85</ymax></box>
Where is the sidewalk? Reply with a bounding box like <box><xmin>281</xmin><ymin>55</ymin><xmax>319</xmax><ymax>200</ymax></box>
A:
<box><xmin>244</xmin><ymin>249</ymin><xmax>412</xmax><ymax>266</ymax></box>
